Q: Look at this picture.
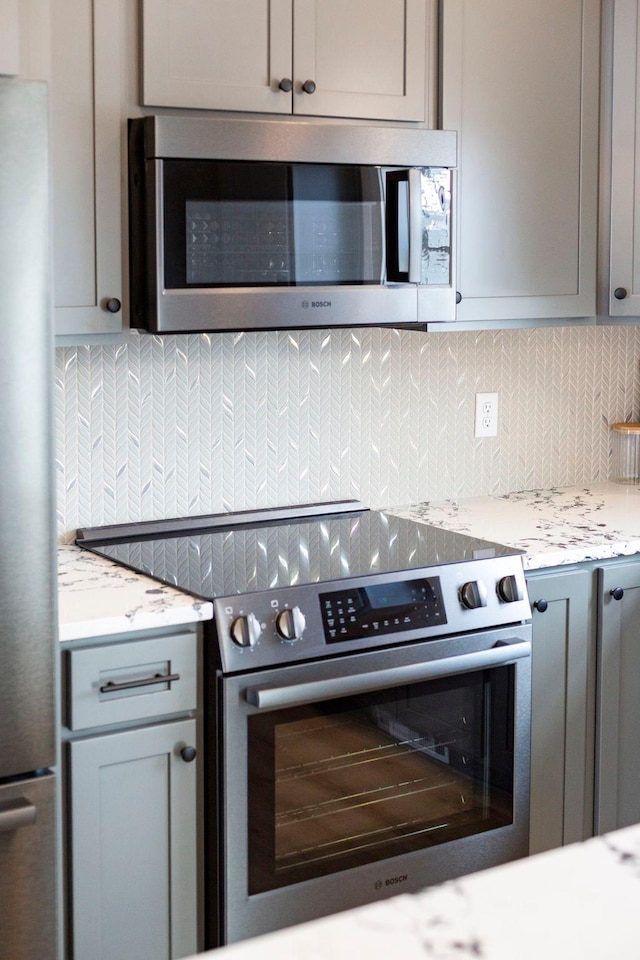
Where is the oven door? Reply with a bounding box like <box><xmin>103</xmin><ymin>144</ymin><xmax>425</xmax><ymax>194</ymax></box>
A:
<box><xmin>216</xmin><ymin>625</ymin><xmax>531</xmax><ymax>945</ymax></box>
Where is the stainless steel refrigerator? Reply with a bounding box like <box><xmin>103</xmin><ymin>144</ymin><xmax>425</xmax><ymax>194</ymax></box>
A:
<box><xmin>0</xmin><ymin>78</ymin><xmax>58</xmax><ymax>959</ymax></box>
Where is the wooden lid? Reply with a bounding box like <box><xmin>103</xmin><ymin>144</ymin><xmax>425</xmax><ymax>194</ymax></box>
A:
<box><xmin>611</xmin><ymin>422</ymin><xmax>640</xmax><ymax>432</ymax></box>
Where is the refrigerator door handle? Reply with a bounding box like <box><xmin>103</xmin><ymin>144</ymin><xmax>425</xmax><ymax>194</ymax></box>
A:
<box><xmin>0</xmin><ymin>796</ymin><xmax>37</xmax><ymax>833</ymax></box>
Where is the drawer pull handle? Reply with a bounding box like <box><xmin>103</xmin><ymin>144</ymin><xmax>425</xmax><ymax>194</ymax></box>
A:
<box><xmin>610</xmin><ymin>587</ymin><xmax>624</xmax><ymax>601</ymax></box>
<box><xmin>100</xmin><ymin>672</ymin><xmax>181</xmax><ymax>694</ymax></box>
<box><xmin>533</xmin><ymin>599</ymin><xmax>548</xmax><ymax>613</ymax></box>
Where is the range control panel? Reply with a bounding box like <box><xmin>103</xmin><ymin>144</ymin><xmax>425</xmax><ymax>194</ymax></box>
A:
<box><xmin>320</xmin><ymin>577</ymin><xmax>446</xmax><ymax>643</ymax></box>
<box><xmin>213</xmin><ymin>555</ymin><xmax>531</xmax><ymax>674</ymax></box>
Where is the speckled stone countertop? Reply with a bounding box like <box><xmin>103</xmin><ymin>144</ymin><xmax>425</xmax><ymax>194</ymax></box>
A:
<box><xmin>192</xmin><ymin>823</ymin><xmax>640</xmax><ymax>960</ymax></box>
<box><xmin>390</xmin><ymin>481</ymin><xmax>640</xmax><ymax>570</ymax></box>
<box><xmin>58</xmin><ymin>544</ymin><xmax>213</xmax><ymax>642</ymax></box>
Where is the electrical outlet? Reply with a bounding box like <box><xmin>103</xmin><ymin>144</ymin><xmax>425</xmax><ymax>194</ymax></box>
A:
<box><xmin>475</xmin><ymin>392</ymin><xmax>499</xmax><ymax>438</ymax></box>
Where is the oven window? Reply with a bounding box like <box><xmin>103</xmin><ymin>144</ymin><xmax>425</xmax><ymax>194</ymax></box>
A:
<box><xmin>162</xmin><ymin>160</ymin><xmax>384</xmax><ymax>288</ymax></box>
<box><xmin>247</xmin><ymin>666</ymin><xmax>514</xmax><ymax>895</ymax></box>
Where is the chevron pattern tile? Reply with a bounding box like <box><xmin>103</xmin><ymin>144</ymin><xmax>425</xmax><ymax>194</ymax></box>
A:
<box><xmin>54</xmin><ymin>326</ymin><xmax>640</xmax><ymax>542</ymax></box>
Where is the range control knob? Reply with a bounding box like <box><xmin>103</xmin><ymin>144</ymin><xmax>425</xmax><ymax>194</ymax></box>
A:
<box><xmin>497</xmin><ymin>574</ymin><xmax>524</xmax><ymax>603</ymax></box>
<box><xmin>459</xmin><ymin>580</ymin><xmax>488</xmax><ymax>610</ymax></box>
<box><xmin>230</xmin><ymin>613</ymin><xmax>262</xmax><ymax>648</ymax></box>
<box><xmin>275</xmin><ymin>606</ymin><xmax>306</xmax><ymax>642</ymax></box>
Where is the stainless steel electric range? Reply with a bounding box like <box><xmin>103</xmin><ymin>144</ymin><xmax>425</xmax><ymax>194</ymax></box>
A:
<box><xmin>78</xmin><ymin>501</ymin><xmax>532</xmax><ymax>947</ymax></box>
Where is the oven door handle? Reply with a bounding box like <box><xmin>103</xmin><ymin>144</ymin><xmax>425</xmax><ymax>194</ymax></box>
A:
<box><xmin>245</xmin><ymin>638</ymin><xmax>531</xmax><ymax>711</ymax></box>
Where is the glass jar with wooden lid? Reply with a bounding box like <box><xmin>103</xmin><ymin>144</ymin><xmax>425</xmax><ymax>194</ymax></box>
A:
<box><xmin>611</xmin><ymin>422</ymin><xmax>640</xmax><ymax>483</ymax></box>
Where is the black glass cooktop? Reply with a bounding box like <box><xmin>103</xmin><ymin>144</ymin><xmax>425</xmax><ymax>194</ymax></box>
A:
<box><xmin>78</xmin><ymin>506</ymin><xmax>521</xmax><ymax>600</ymax></box>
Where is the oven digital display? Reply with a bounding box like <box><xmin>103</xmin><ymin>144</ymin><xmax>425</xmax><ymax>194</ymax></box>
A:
<box><xmin>320</xmin><ymin>577</ymin><xmax>446</xmax><ymax>643</ymax></box>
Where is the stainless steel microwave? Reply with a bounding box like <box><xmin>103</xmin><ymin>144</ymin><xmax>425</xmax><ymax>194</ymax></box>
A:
<box><xmin>128</xmin><ymin>116</ymin><xmax>457</xmax><ymax>334</ymax></box>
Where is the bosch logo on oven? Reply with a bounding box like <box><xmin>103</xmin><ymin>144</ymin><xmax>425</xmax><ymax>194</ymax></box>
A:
<box><xmin>302</xmin><ymin>300</ymin><xmax>332</xmax><ymax>309</ymax></box>
<box><xmin>375</xmin><ymin>874</ymin><xmax>408</xmax><ymax>890</ymax></box>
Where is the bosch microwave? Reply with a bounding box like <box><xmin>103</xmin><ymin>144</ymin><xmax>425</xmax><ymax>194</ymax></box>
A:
<box><xmin>128</xmin><ymin>116</ymin><xmax>457</xmax><ymax>333</ymax></box>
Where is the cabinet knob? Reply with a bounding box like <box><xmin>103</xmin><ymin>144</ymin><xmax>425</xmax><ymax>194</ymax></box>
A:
<box><xmin>278</xmin><ymin>78</ymin><xmax>293</xmax><ymax>93</ymax></box>
<box><xmin>610</xmin><ymin>586</ymin><xmax>625</xmax><ymax>601</ymax></box>
<box><xmin>455</xmin><ymin>291</ymin><xmax>462</xmax><ymax>304</ymax></box>
<box><xmin>180</xmin><ymin>746</ymin><xmax>197</xmax><ymax>763</ymax></box>
<box><xmin>614</xmin><ymin>287</ymin><xmax>628</xmax><ymax>300</ymax></box>
<box><xmin>301</xmin><ymin>79</ymin><xmax>317</xmax><ymax>94</ymax></box>
<box><xmin>104</xmin><ymin>297</ymin><xmax>122</xmax><ymax>314</ymax></box>
<box><xmin>533</xmin><ymin>599</ymin><xmax>548</xmax><ymax>613</ymax></box>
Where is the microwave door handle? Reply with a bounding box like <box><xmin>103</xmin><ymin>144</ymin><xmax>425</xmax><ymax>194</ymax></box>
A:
<box><xmin>245</xmin><ymin>638</ymin><xmax>531</xmax><ymax>711</ymax></box>
<box><xmin>407</xmin><ymin>167</ymin><xmax>423</xmax><ymax>283</ymax></box>
<box><xmin>385</xmin><ymin>170</ymin><xmax>409</xmax><ymax>282</ymax></box>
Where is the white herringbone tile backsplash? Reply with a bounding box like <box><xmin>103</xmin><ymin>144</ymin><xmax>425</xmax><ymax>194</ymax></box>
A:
<box><xmin>55</xmin><ymin>325</ymin><xmax>640</xmax><ymax>541</ymax></box>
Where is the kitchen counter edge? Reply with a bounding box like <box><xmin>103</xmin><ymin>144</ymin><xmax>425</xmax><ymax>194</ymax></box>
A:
<box><xmin>58</xmin><ymin>543</ymin><xmax>213</xmax><ymax>642</ymax></box>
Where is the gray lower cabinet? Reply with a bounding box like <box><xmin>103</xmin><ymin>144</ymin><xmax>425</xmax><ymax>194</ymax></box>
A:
<box><xmin>526</xmin><ymin>567</ymin><xmax>595</xmax><ymax>854</ymax></box>
<box><xmin>69</xmin><ymin>720</ymin><xmax>197</xmax><ymax>960</ymax></box>
<box><xmin>62</xmin><ymin>628</ymin><xmax>200</xmax><ymax>960</ymax></box>
<box><xmin>596</xmin><ymin>561</ymin><xmax>640</xmax><ymax>834</ymax></box>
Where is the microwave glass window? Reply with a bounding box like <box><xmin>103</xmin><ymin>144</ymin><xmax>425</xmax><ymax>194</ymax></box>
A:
<box><xmin>162</xmin><ymin>161</ymin><xmax>384</xmax><ymax>289</ymax></box>
<box><xmin>247</xmin><ymin>665</ymin><xmax>515</xmax><ymax>895</ymax></box>
<box><xmin>185</xmin><ymin>199</ymin><xmax>293</xmax><ymax>285</ymax></box>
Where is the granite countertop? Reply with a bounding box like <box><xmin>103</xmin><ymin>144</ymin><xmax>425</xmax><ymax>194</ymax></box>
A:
<box><xmin>193</xmin><ymin>823</ymin><xmax>640</xmax><ymax>960</ymax></box>
<box><xmin>58</xmin><ymin>544</ymin><xmax>213</xmax><ymax>642</ymax></box>
<box><xmin>390</xmin><ymin>481</ymin><xmax>640</xmax><ymax>570</ymax></box>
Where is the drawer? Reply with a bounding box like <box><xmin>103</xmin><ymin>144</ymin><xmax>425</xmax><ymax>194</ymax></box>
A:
<box><xmin>66</xmin><ymin>632</ymin><xmax>198</xmax><ymax>730</ymax></box>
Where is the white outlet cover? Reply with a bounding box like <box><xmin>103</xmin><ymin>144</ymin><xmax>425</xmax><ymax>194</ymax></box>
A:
<box><xmin>475</xmin><ymin>392</ymin><xmax>498</xmax><ymax>438</ymax></box>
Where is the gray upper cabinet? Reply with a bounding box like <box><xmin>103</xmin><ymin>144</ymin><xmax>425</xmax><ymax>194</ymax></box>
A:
<box><xmin>0</xmin><ymin>0</ymin><xmax>19</xmax><ymax>75</ymax></box>
<box><xmin>142</xmin><ymin>0</ymin><xmax>430</xmax><ymax>122</ymax></box>
<box><xmin>50</xmin><ymin>0</ymin><xmax>124</xmax><ymax>335</ymax></box>
<box><xmin>608</xmin><ymin>0</ymin><xmax>640</xmax><ymax>316</ymax></box>
<box><xmin>21</xmin><ymin>0</ymin><xmax>125</xmax><ymax>336</ymax></box>
<box><xmin>441</xmin><ymin>0</ymin><xmax>600</xmax><ymax>323</ymax></box>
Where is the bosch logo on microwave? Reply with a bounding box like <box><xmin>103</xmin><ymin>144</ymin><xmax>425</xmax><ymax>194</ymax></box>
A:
<box><xmin>302</xmin><ymin>300</ymin><xmax>332</xmax><ymax>309</ymax></box>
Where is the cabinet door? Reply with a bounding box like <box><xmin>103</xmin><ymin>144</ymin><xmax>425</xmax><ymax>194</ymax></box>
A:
<box><xmin>22</xmin><ymin>0</ymin><xmax>124</xmax><ymax>335</ymax></box>
<box><xmin>441</xmin><ymin>0</ymin><xmax>599</xmax><ymax>322</ymax></box>
<box><xmin>70</xmin><ymin>719</ymin><xmax>198</xmax><ymax>960</ymax></box>
<box><xmin>142</xmin><ymin>0</ymin><xmax>292</xmax><ymax>113</ymax></box>
<box><xmin>596</xmin><ymin>561</ymin><xmax>640</xmax><ymax>834</ymax></box>
<box><xmin>50</xmin><ymin>0</ymin><xmax>124</xmax><ymax>334</ymax></box>
<box><xmin>293</xmin><ymin>0</ymin><xmax>427</xmax><ymax>121</ymax></box>
<box><xmin>527</xmin><ymin>568</ymin><xmax>594</xmax><ymax>854</ymax></box>
<box><xmin>609</xmin><ymin>0</ymin><xmax>640</xmax><ymax>315</ymax></box>
<box><xmin>0</xmin><ymin>0</ymin><xmax>19</xmax><ymax>75</ymax></box>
